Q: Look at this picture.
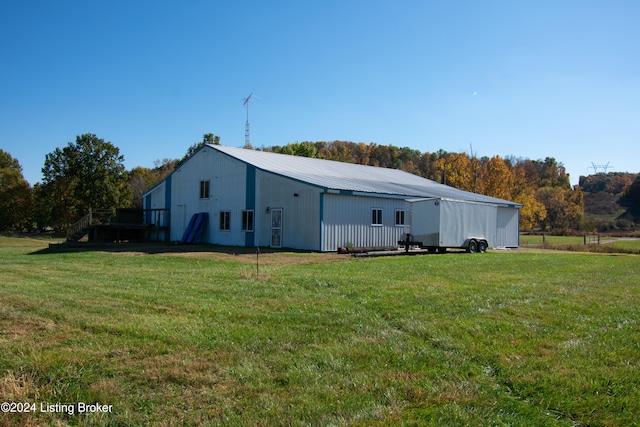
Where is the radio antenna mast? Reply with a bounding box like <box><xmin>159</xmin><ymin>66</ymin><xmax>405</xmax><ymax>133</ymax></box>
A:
<box><xmin>243</xmin><ymin>93</ymin><xmax>253</xmax><ymax>146</ymax></box>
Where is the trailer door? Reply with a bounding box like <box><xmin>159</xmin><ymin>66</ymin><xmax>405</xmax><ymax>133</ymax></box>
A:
<box><xmin>496</xmin><ymin>207</ymin><xmax>519</xmax><ymax>248</ymax></box>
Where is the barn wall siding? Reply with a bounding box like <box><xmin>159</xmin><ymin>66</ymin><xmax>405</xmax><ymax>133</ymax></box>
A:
<box><xmin>255</xmin><ymin>171</ymin><xmax>322</xmax><ymax>250</ymax></box>
<box><xmin>146</xmin><ymin>181</ymin><xmax>166</xmax><ymax>213</ymax></box>
<box><xmin>170</xmin><ymin>147</ymin><xmax>248</xmax><ymax>244</ymax></box>
<box><xmin>321</xmin><ymin>194</ymin><xmax>407</xmax><ymax>251</ymax></box>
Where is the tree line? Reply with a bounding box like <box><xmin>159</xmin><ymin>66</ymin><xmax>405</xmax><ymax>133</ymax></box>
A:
<box><xmin>265</xmin><ymin>140</ymin><xmax>582</xmax><ymax>231</ymax></box>
<box><xmin>1</xmin><ymin>133</ymin><xmax>636</xmax><ymax>234</ymax></box>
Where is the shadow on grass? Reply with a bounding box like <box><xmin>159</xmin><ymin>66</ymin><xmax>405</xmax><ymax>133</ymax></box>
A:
<box><xmin>29</xmin><ymin>241</ymin><xmax>291</xmax><ymax>256</ymax></box>
<box><xmin>348</xmin><ymin>248</ymin><xmax>470</xmax><ymax>258</ymax></box>
<box><xmin>28</xmin><ymin>241</ymin><xmax>473</xmax><ymax>258</ymax></box>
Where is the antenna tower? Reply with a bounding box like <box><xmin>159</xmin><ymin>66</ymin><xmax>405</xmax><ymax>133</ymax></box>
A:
<box><xmin>243</xmin><ymin>93</ymin><xmax>253</xmax><ymax>146</ymax></box>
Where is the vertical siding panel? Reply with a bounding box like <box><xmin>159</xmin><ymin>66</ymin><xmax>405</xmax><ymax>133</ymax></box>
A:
<box><xmin>169</xmin><ymin>146</ymin><xmax>248</xmax><ymax>245</ymax></box>
<box><xmin>496</xmin><ymin>207</ymin><xmax>520</xmax><ymax>248</ymax></box>
<box><xmin>322</xmin><ymin>194</ymin><xmax>407</xmax><ymax>251</ymax></box>
<box><xmin>256</xmin><ymin>171</ymin><xmax>321</xmax><ymax>250</ymax></box>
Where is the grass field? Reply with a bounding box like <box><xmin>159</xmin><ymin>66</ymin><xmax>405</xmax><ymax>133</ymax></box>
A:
<box><xmin>1</xmin><ymin>237</ymin><xmax>639</xmax><ymax>426</ymax></box>
<box><xmin>609</xmin><ymin>239</ymin><xmax>640</xmax><ymax>251</ymax></box>
<box><xmin>520</xmin><ymin>234</ymin><xmax>640</xmax><ymax>254</ymax></box>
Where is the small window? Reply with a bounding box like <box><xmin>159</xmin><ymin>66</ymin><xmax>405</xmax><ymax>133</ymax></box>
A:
<box><xmin>242</xmin><ymin>210</ymin><xmax>254</xmax><ymax>231</ymax></box>
<box><xmin>199</xmin><ymin>180</ymin><xmax>210</xmax><ymax>199</ymax></box>
<box><xmin>371</xmin><ymin>208</ymin><xmax>383</xmax><ymax>226</ymax></box>
<box><xmin>395</xmin><ymin>209</ymin><xmax>405</xmax><ymax>226</ymax></box>
<box><xmin>219</xmin><ymin>211</ymin><xmax>230</xmax><ymax>230</ymax></box>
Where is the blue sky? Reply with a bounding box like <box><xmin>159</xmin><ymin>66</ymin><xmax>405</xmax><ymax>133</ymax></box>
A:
<box><xmin>1</xmin><ymin>1</ymin><xmax>638</xmax><ymax>186</ymax></box>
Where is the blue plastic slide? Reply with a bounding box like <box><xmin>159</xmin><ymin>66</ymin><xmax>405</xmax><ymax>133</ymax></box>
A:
<box><xmin>180</xmin><ymin>212</ymin><xmax>209</xmax><ymax>244</ymax></box>
<box><xmin>180</xmin><ymin>214</ymin><xmax>199</xmax><ymax>243</ymax></box>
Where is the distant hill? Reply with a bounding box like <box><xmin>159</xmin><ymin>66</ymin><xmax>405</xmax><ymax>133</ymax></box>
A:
<box><xmin>580</xmin><ymin>173</ymin><xmax>639</xmax><ymax>232</ymax></box>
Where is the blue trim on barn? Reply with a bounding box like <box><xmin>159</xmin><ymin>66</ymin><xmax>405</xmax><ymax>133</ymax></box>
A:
<box><xmin>165</xmin><ymin>174</ymin><xmax>172</xmax><ymax>210</ymax></box>
<box><xmin>319</xmin><ymin>192</ymin><xmax>324</xmax><ymax>251</ymax></box>
<box><xmin>245</xmin><ymin>165</ymin><xmax>256</xmax><ymax>247</ymax></box>
<box><xmin>144</xmin><ymin>194</ymin><xmax>152</xmax><ymax>223</ymax></box>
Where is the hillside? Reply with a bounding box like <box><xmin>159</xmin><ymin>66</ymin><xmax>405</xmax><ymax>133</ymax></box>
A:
<box><xmin>580</xmin><ymin>172</ymin><xmax>640</xmax><ymax>231</ymax></box>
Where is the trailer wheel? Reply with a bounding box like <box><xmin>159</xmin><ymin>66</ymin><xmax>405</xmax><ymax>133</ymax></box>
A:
<box><xmin>467</xmin><ymin>239</ymin><xmax>478</xmax><ymax>253</ymax></box>
<box><xmin>427</xmin><ymin>247</ymin><xmax>437</xmax><ymax>254</ymax></box>
<box><xmin>478</xmin><ymin>240</ymin><xmax>488</xmax><ymax>253</ymax></box>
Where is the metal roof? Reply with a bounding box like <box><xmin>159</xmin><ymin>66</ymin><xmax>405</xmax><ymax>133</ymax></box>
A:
<box><xmin>210</xmin><ymin>145</ymin><xmax>522</xmax><ymax>208</ymax></box>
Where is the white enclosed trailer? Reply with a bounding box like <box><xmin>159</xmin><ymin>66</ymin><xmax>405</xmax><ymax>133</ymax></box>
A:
<box><xmin>401</xmin><ymin>197</ymin><xmax>520</xmax><ymax>253</ymax></box>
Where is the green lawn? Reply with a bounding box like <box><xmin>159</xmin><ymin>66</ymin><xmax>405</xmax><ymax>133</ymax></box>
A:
<box><xmin>609</xmin><ymin>239</ymin><xmax>640</xmax><ymax>251</ymax></box>
<box><xmin>1</xmin><ymin>237</ymin><xmax>639</xmax><ymax>426</ymax></box>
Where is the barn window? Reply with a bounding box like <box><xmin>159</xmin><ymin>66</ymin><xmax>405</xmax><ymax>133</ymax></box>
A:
<box><xmin>395</xmin><ymin>209</ymin><xmax>405</xmax><ymax>226</ymax></box>
<box><xmin>242</xmin><ymin>210</ymin><xmax>254</xmax><ymax>231</ymax></box>
<box><xmin>199</xmin><ymin>180</ymin><xmax>210</xmax><ymax>199</ymax></box>
<box><xmin>219</xmin><ymin>211</ymin><xmax>230</xmax><ymax>230</ymax></box>
<box><xmin>371</xmin><ymin>208</ymin><xmax>383</xmax><ymax>226</ymax></box>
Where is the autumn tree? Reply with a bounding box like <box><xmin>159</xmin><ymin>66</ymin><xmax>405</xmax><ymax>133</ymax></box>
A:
<box><xmin>508</xmin><ymin>164</ymin><xmax>545</xmax><ymax>229</ymax></box>
<box><xmin>434</xmin><ymin>153</ymin><xmax>475</xmax><ymax>192</ymax></box>
<box><xmin>127</xmin><ymin>158</ymin><xmax>180</xmax><ymax>208</ymax></box>
<box><xmin>537</xmin><ymin>186</ymin><xmax>583</xmax><ymax>231</ymax></box>
<box><xmin>580</xmin><ymin>172</ymin><xmax>636</xmax><ymax>195</ymax></box>
<box><xmin>620</xmin><ymin>175</ymin><xmax>640</xmax><ymax>215</ymax></box>
<box><xmin>128</xmin><ymin>167</ymin><xmax>157</xmax><ymax>209</ymax></box>
<box><xmin>419</xmin><ymin>152</ymin><xmax>440</xmax><ymax>181</ymax></box>
<box><xmin>538</xmin><ymin>157</ymin><xmax>570</xmax><ymax>189</ymax></box>
<box><xmin>354</xmin><ymin>142</ymin><xmax>370</xmax><ymax>165</ymax></box>
<box><xmin>0</xmin><ymin>150</ymin><xmax>32</xmax><ymax>231</ymax></box>
<box><xmin>330</xmin><ymin>141</ymin><xmax>358</xmax><ymax>163</ymax></box>
<box><xmin>478</xmin><ymin>156</ymin><xmax>515</xmax><ymax>200</ymax></box>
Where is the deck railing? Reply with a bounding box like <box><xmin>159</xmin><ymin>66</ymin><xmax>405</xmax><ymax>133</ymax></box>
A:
<box><xmin>66</xmin><ymin>208</ymin><xmax>170</xmax><ymax>242</ymax></box>
<box><xmin>144</xmin><ymin>208</ymin><xmax>170</xmax><ymax>228</ymax></box>
<box><xmin>66</xmin><ymin>209</ymin><xmax>92</xmax><ymax>241</ymax></box>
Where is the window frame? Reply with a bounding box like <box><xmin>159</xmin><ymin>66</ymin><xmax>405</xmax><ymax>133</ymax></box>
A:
<box><xmin>219</xmin><ymin>210</ymin><xmax>230</xmax><ymax>231</ymax></box>
<box><xmin>241</xmin><ymin>210</ymin><xmax>254</xmax><ymax>232</ymax></box>
<box><xmin>371</xmin><ymin>208</ymin><xmax>383</xmax><ymax>226</ymax></box>
<box><xmin>395</xmin><ymin>209</ymin><xmax>405</xmax><ymax>226</ymax></box>
<box><xmin>199</xmin><ymin>180</ymin><xmax>210</xmax><ymax>199</ymax></box>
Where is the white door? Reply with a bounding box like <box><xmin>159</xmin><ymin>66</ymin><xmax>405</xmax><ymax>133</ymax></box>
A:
<box><xmin>271</xmin><ymin>208</ymin><xmax>283</xmax><ymax>248</ymax></box>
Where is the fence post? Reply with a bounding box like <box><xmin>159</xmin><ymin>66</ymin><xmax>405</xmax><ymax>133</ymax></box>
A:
<box><xmin>584</xmin><ymin>234</ymin><xmax>587</xmax><ymax>245</ymax></box>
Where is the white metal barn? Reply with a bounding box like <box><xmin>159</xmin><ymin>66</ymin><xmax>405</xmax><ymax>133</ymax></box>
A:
<box><xmin>142</xmin><ymin>144</ymin><xmax>522</xmax><ymax>251</ymax></box>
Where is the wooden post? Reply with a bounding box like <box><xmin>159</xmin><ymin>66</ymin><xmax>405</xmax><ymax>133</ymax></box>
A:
<box><xmin>256</xmin><ymin>247</ymin><xmax>261</xmax><ymax>279</ymax></box>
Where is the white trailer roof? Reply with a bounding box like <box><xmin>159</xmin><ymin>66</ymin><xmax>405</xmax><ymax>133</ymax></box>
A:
<box><xmin>211</xmin><ymin>145</ymin><xmax>522</xmax><ymax>208</ymax></box>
